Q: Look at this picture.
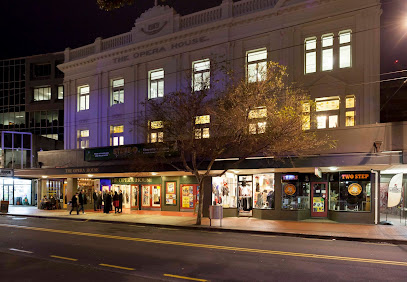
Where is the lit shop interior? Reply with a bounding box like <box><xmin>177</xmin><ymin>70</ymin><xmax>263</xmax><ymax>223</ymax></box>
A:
<box><xmin>0</xmin><ymin>177</ymin><xmax>32</xmax><ymax>205</ymax></box>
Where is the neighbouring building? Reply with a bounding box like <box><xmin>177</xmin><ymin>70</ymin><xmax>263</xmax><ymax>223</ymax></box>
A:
<box><xmin>15</xmin><ymin>0</ymin><xmax>407</xmax><ymax>223</ymax></box>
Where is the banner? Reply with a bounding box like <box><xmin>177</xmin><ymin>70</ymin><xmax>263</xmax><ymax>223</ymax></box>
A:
<box><xmin>387</xmin><ymin>173</ymin><xmax>403</xmax><ymax>207</ymax></box>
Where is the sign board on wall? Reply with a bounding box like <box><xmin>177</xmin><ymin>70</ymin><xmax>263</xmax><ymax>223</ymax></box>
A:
<box><xmin>0</xmin><ymin>169</ymin><xmax>13</xmax><ymax>177</ymax></box>
<box><xmin>340</xmin><ymin>172</ymin><xmax>371</xmax><ymax>181</ymax></box>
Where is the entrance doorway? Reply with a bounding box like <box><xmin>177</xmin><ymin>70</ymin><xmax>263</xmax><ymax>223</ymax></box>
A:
<box><xmin>131</xmin><ymin>185</ymin><xmax>140</xmax><ymax>210</ymax></box>
<box><xmin>1</xmin><ymin>185</ymin><xmax>13</xmax><ymax>203</ymax></box>
<box><xmin>311</xmin><ymin>182</ymin><xmax>328</xmax><ymax>217</ymax></box>
<box><xmin>238</xmin><ymin>175</ymin><xmax>253</xmax><ymax>217</ymax></box>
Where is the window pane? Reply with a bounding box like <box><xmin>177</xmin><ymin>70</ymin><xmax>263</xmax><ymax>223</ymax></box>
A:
<box><xmin>322</xmin><ymin>49</ymin><xmax>333</xmax><ymax>71</ymax></box>
<box><xmin>322</xmin><ymin>34</ymin><xmax>333</xmax><ymax>47</ymax></box>
<box><xmin>150</xmin><ymin>121</ymin><xmax>163</xmax><ymax>129</ymax></box>
<box><xmin>202</xmin><ymin>72</ymin><xmax>210</xmax><ymax>88</ymax></box>
<box><xmin>249</xmin><ymin>123</ymin><xmax>257</xmax><ymax>134</ymax></box>
<box><xmin>157</xmin><ymin>132</ymin><xmax>164</xmax><ymax>142</ymax></box>
<box><xmin>202</xmin><ymin>128</ymin><xmax>210</xmax><ymax>138</ymax></box>
<box><xmin>258</xmin><ymin>61</ymin><xmax>267</xmax><ymax>81</ymax></box>
<box><xmin>158</xmin><ymin>81</ymin><xmax>164</xmax><ymax>97</ymax></box>
<box><xmin>346</xmin><ymin>111</ymin><xmax>355</xmax><ymax>126</ymax></box>
<box><xmin>80</xmin><ymin>96</ymin><xmax>86</xmax><ymax>110</ymax></box>
<box><xmin>119</xmin><ymin>136</ymin><xmax>124</xmax><ymax>145</ymax></box>
<box><xmin>305</xmin><ymin>52</ymin><xmax>316</xmax><ymax>73</ymax></box>
<box><xmin>329</xmin><ymin>115</ymin><xmax>338</xmax><ymax>128</ymax></box>
<box><xmin>150</xmin><ymin>82</ymin><xmax>157</xmax><ymax>99</ymax></box>
<box><xmin>112</xmin><ymin>78</ymin><xmax>124</xmax><ymax>88</ymax></box>
<box><xmin>305</xmin><ymin>38</ymin><xmax>316</xmax><ymax>50</ymax></box>
<box><xmin>258</xmin><ymin>122</ymin><xmax>267</xmax><ymax>133</ymax></box>
<box><xmin>195</xmin><ymin>115</ymin><xmax>210</xmax><ymax>124</ymax></box>
<box><xmin>249</xmin><ymin>107</ymin><xmax>267</xmax><ymax>119</ymax></box>
<box><xmin>80</xmin><ymin>130</ymin><xmax>89</xmax><ymax>137</ymax></box>
<box><xmin>340</xmin><ymin>45</ymin><xmax>351</xmax><ymax>68</ymax></box>
<box><xmin>316</xmin><ymin>98</ymin><xmax>340</xmax><ymax>111</ymax></box>
<box><xmin>194</xmin><ymin>60</ymin><xmax>210</xmax><ymax>71</ymax></box>
<box><xmin>346</xmin><ymin>96</ymin><xmax>355</xmax><ymax>108</ymax></box>
<box><xmin>113</xmin><ymin>136</ymin><xmax>118</xmax><ymax>146</ymax></box>
<box><xmin>339</xmin><ymin>31</ymin><xmax>351</xmax><ymax>44</ymax></box>
<box><xmin>79</xmin><ymin>86</ymin><xmax>89</xmax><ymax>94</ymax></box>
<box><xmin>58</xmin><ymin>85</ymin><xmax>64</xmax><ymax>99</ymax></box>
<box><xmin>302</xmin><ymin>114</ymin><xmax>310</xmax><ymax>130</ymax></box>
<box><xmin>247</xmin><ymin>49</ymin><xmax>267</xmax><ymax>62</ymax></box>
<box><xmin>85</xmin><ymin>95</ymin><xmax>89</xmax><ymax>110</ymax></box>
<box><xmin>150</xmin><ymin>70</ymin><xmax>164</xmax><ymax>80</ymax></box>
<box><xmin>195</xmin><ymin>129</ymin><xmax>201</xmax><ymax>139</ymax></box>
<box><xmin>247</xmin><ymin>64</ymin><xmax>257</xmax><ymax>83</ymax></box>
<box><xmin>317</xmin><ymin>116</ymin><xmax>326</xmax><ymax>129</ymax></box>
<box><xmin>150</xmin><ymin>133</ymin><xmax>157</xmax><ymax>143</ymax></box>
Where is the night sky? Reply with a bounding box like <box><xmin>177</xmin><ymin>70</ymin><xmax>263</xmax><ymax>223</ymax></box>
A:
<box><xmin>1</xmin><ymin>0</ymin><xmax>406</xmax><ymax>74</ymax></box>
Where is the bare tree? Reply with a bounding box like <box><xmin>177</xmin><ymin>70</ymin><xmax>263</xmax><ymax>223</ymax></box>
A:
<box><xmin>140</xmin><ymin>62</ymin><xmax>330</xmax><ymax>225</ymax></box>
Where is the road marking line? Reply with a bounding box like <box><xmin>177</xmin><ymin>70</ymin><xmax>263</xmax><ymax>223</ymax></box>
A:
<box><xmin>2</xmin><ymin>223</ymin><xmax>407</xmax><ymax>267</ymax></box>
<box><xmin>99</xmin><ymin>263</ymin><xmax>134</xmax><ymax>271</ymax></box>
<box><xmin>50</xmin><ymin>255</ymin><xmax>78</xmax><ymax>261</ymax></box>
<box><xmin>159</xmin><ymin>227</ymin><xmax>178</xmax><ymax>231</ymax></box>
<box><xmin>11</xmin><ymin>218</ymin><xmax>27</xmax><ymax>220</ymax></box>
<box><xmin>9</xmin><ymin>248</ymin><xmax>33</xmax><ymax>254</ymax></box>
<box><xmin>251</xmin><ymin>234</ymin><xmax>276</xmax><ymax>238</ymax></box>
<box><xmin>164</xmin><ymin>274</ymin><xmax>207</xmax><ymax>281</ymax></box>
<box><xmin>362</xmin><ymin>242</ymin><xmax>396</xmax><ymax>247</ymax></box>
<box><xmin>303</xmin><ymin>238</ymin><xmax>332</xmax><ymax>242</ymax></box>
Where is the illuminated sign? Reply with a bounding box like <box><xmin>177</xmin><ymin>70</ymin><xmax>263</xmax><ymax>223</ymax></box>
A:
<box><xmin>282</xmin><ymin>174</ymin><xmax>298</xmax><ymax>181</ymax></box>
<box><xmin>340</xmin><ymin>172</ymin><xmax>370</xmax><ymax>181</ymax></box>
<box><xmin>284</xmin><ymin>184</ymin><xmax>296</xmax><ymax>195</ymax></box>
<box><xmin>348</xmin><ymin>183</ymin><xmax>362</xmax><ymax>196</ymax></box>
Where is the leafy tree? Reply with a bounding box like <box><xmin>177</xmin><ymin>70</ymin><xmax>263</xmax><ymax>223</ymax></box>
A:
<box><xmin>140</xmin><ymin>62</ymin><xmax>330</xmax><ymax>225</ymax></box>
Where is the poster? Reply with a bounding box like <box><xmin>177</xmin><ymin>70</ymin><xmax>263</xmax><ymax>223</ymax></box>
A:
<box><xmin>166</xmin><ymin>194</ymin><xmax>176</xmax><ymax>205</ymax></box>
<box><xmin>166</xmin><ymin>182</ymin><xmax>175</xmax><ymax>194</ymax></box>
<box><xmin>313</xmin><ymin>197</ymin><xmax>324</xmax><ymax>212</ymax></box>
<box><xmin>182</xmin><ymin>185</ymin><xmax>194</xmax><ymax>208</ymax></box>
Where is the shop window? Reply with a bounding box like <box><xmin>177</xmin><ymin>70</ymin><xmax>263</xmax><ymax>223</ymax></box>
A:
<box><xmin>247</xmin><ymin>48</ymin><xmax>267</xmax><ymax>83</ymax></box>
<box><xmin>212</xmin><ymin>173</ymin><xmax>237</xmax><ymax>208</ymax></box>
<box><xmin>78</xmin><ymin>85</ymin><xmax>89</xmax><ymax>111</ymax></box>
<box><xmin>58</xmin><ymin>85</ymin><xmax>64</xmax><ymax>100</ymax></box>
<box><xmin>302</xmin><ymin>102</ymin><xmax>311</xmax><ymax>130</ymax></box>
<box><xmin>192</xmin><ymin>59</ymin><xmax>210</xmax><ymax>92</ymax></box>
<box><xmin>329</xmin><ymin>172</ymin><xmax>371</xmax><ymax>212</ymax></box>
<box><xmin>195</xmin><ymin>115</ymin><xmax>210</xmax><ymax>139</ymax></box>
<box><xmin>345</xmin><ymin>95</ymin><xmax>355</xmax><ymax>126</ymax></box>
<box><xmin>149</xmin><ymin>69</ymin><xmax>164</xmax><ymax>99</ymax></box>
<box><xmin>282</xmin><ymin>177</ymin><xmax>310</xmax><ymax>210</ymax></box>
<box><xmin>305</xmin><ymin>37</ymin><xmax>317</xmax><ymax>74</ymax></box>
<box><xmin>141</xmin><ymin>185</ymin><xmax>161</xmax><ymax>207</ymax></box>
<box><xmin>111</xmin><ymin>78</ymin><xmax>124</xmax><ymax>105</ymax></box>
<box><xmin>321</xmin><ymin>34</ymin><xmax>333</xmax><ymax>71</ymax></box>
<box><xmin>14</xmin><ymin>179</ymin><xmax>32</xmax><ymax>205</ymax></box>
<box><xmin>253</xmin><ymin>174</ymin><xmax>275</xmax><ymax>209</ymax></box>
<box><xmin>248</xmin><ymin>107</ymin><xmax>267</xmax><ymax>134</ymax></box>
<box><xmin>148</xmin><ymin>121</ymin><xmax>163</xmax><ymax>143</ymax></box>
<box><xmin>315</xmin><ymin>97</ymin><xmax>339</xmax><ymax>129</ymax></box>
<box><xmin>77</xmin><ymin>129</ymin><xmax>89</xmax><ymax>149</ymax></box>
<box><xmin>110</xmin><ymin>125</ymin><xmax>124</xmax><ymax>146</ymax></box>
<box><xmin>339</xmin><ymin>30</ymin><xmax>352</xmax><ymax>68</ymax></box>
<box><xmin>33</xmin><ymin>86</ymin><xmax>51</xmax><ymax>101</ymax></box>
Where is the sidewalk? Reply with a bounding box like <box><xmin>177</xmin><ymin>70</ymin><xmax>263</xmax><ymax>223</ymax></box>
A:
<box><xmin>2</xmin><ymin>206</ymin><xmax>407</xmax><ymax>245</ymax></box>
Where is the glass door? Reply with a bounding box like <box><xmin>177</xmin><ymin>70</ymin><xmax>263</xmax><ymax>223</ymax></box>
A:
<box><xmin>238</xmin><ymin>175</ymin><xmax>253</xmax><ymax>217</ymax></box>
<box><xmin>311</xmin><ymin>182</ymin><xmax>328</xmax><ymax>217</ymax></box>
<box><xmin>131</xmin><ymin>185</ymin><xmax>139</xmax><ymax>210</ymax></box>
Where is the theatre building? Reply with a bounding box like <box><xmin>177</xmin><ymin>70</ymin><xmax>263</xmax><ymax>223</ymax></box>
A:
<box><xmin>16</xmin><ymin>0</ymin><xmax>407</xmax><ymax>224</ymax></box>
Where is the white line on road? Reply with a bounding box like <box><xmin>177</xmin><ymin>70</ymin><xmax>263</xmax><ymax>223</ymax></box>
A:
<box><xmin>159</xmin><ymin>227</ymin><xmax>178</xmax><ymax>231</ymax></box>
<box><xmin>11</xmin><ymin>218</ymin><xmax>27</xmax><ymax>220</ymax></box>
<box><xmin>9</xmin><ymin>248</ymin><xmax>33</xmax><ymax>254</ymax></box>
<box><xmin>251</xmin><ymin>234</ymin><xmax>276</xmax><ymax>238</ymax></box>
<box><xmin>362</xmin><ymin>242</ymin><xmax>397</xmax><ymax>247</ymax></box>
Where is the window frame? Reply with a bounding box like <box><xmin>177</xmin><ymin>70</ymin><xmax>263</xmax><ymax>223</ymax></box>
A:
<box><xmin>111</xmin><ymin>78</ymin><xmax>124</xmax><ymax>105</ymax></box>
<box><xmin>192</xmin><ymin>59</ymin><xmax>211</xmax><ymax>92</ymax></box>
<box><xmin>77</xmin><ymin>85</ymin><xmax>90</xmax><ymax>111</ymax></box>
<box><xmin>339</xmin><ymin>30</ymin><xmax>352</xmax><ymax>69</ymax></box>
<box><xmin>33</xmin><ymin>86</ymin><xmax>52</xmax><ymax>101</ymax></box>
<box><xmin>148</xmin><ymin>69</ymin><xmax>164</xmax><ymax>99</ymax></box>
<box><xmin>148</xmin><ymin>121</ymin><xmax>164</xmax><ymax>143</ymax></box>
<box><xmin>77</xmin><ymin>129</ymin><xmax>89</xmax><ymax>149</ymax></box>
<box><xmin>304</xmin><ymin>37</ymin><xmax>317</xmax><ymax>74</ymax></box>
<box><xmin>248</xmin><ymin>107</ymin><xmax>267</xmax><ymax>134</ymax></box>
<box><xmin>57</xmin><ymin>85</ymin><xmax>64</xmax><ymax>100</ymax></box>
<box><xmin>321</xmin><ymin>33</ymin><xmax>334</xmax><ymax>72</ymax></box>
<box><xmin>110</xmin><ymin>125</ymin><xmax>124</xmax><ymax>146</ymax></box>
<box><xmin>315</xmin><ymin>96</ymin><xmax>340</xmax><ymax>129</ymax></box>
<box><xmin>246</xmin><ymin>48</ymin><xmax>267</xmax><ymax>83</ymax></box>
<box><xmin>195</xmin><ymin>115</ymin><xmax>210</xmax><ymax>139</ymax></box>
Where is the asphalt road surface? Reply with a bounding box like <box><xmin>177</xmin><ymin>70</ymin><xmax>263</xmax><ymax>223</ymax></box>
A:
<box><xmin>0</xmin><ymin>215</ymin><xmax>406</xmax><ymax>282</ymax></box>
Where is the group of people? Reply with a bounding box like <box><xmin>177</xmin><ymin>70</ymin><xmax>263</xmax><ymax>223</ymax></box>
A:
<box><xmin>69</xmin><ymin>189</ymin><xmax>124</xmax><ymax>215</ymax></box>
<box><xmin>40</xmin><ymin>195</ymin><xmax>57</xmax><ymax>210</ymax></box>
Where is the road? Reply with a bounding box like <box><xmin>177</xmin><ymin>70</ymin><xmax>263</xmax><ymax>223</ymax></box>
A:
<box><xmin>0</xmin><ymin>215</ymin><xmax>406</xmax><ymax>282</ymax></box>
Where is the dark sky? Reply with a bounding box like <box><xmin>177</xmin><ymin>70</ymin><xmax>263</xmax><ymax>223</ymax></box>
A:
<box><xmin>1</xmin><ymin>0</ymin><xmax>406</xmax><ymax>74</ymax></box>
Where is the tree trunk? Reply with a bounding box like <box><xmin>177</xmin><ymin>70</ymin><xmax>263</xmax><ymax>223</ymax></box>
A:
<box><xmin>196</xmin><ymin>178</ymin><xmax>205</xmax><ymax>225</ymax></box>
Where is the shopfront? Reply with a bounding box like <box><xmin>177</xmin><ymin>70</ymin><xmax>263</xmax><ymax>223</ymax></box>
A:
<box><xmin>0</xmin><ymin>177</ymin><xmax>32</xmax><ymax>206</ymax></box>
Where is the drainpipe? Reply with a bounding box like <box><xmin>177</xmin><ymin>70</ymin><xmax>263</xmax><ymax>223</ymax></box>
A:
<box><xmin>371</xmin><ymin>170</ymin><xmax>379</xmax><ymax>224</ymax></box>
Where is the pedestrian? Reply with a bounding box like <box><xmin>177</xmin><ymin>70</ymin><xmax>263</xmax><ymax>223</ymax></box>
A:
<box><xmin>113</xmin><ymin>191</ymin><xmax>119</xmax><ymax>213</ymax></box>
<box><xmin>78</xmin><ymin>190</ymin><xmax>86</xmax><ymax>214</ymax></box>
<box><xmin>69</xmin><ymin>193</ymin><xmax>79</xmax><ymax>215</ymax></box>
<box><xmin>103</xmin><ymin>190</ymin><xmax>111</xmax><ymax>214</ymax></box>
<box><xmin>118</xmin><ymin>190</ymin><xmax>123</xmax><ymax>213</ymax></box>
<box><xmin>93</xmin><ymin>189</ymin><xmax>98</xmax><ymax>211</ymax></box>
<box><xmin>97</xmin><ymin>191</ymin><xmax>102</xmax><ymax>211</ymax></box>
<box><xmin>110</xmin><ymin>191</ymin><xmax>114</xmax><ymax>211</ymax></box>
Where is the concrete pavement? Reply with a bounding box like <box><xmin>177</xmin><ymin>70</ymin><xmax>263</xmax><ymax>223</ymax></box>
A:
<box><xmin>2</xmin><ymin>206</ymin><xmax>407</xmax><ymax>244</ymax></box>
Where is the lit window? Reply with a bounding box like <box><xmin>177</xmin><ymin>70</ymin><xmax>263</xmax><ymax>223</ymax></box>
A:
<box><xmin>149</xmin><ymin>121</ymin><xmax>163</xmax><ymax>143</ymax></box>
<box><xmin>247</xmin><ymin>49</ymin><xmax>267</xmax><ymax>83</ymax></box>
<box><xmin>111</xmin><ymin>78</ymin><xmax>124</xmax><ymax>105</ymax></box>
<box><xmin>248</xmin><ymin>107</ymin><xmax>267</xmax><ymax>134</ymax></box>
<box><xmin>328</xmin><ymin>115</ymin><xmax>338</xmax><ymax>128</ymax></box>
<box><xmin>78</xmin><ymin>85</ymin><xmax>90</xmax><ymax>111</ymax></box>
<box><xmin>110</xmin><ymin>125</ymin><xmax>124</xmax><ymax>146</ymax></box>
<box><xmin>315</xmin><ymin>97</ymin><xmax>340</xmax><ymax>129</ymax></box>
<box><xmin>305</xmin><ymin>37</ymin><xmax>317</xmax><ymax>74</ymax></box>
<box><xmin>192</xmin><ymin>59</ymin><xmax>210</xmax><ymax>92</ymax></box>
<box><xmin>195</xmin><ymin>115</ymin><xmax>210</xmax><ymax>139</ymax></box>
<box><xmin>346</xmin><ymin>95</ymin><xmax>355</xmax><ymax>126</ymax></box>
<box><xmin>321</xmin><ymin>34</ymin><xmax>333</xmax><ymax>71</ymax></box>
<box><xmin>77</xmin><ymin>130</ymin><xmax>89</xmax><ymax>149</ymax></box>
<box><xmin>149</xmin><ymin>69</ymin><xmax>164</xmax><ymax>99</ymax></box>
<box><xmin>302</xmin><ymin>102</ymin><xmax>311</xmax><ymax>130</ymax></box>
<box><xmin>34</xmin><ymin>86</ymin><xmax>51</xmax><ymax>101</ymax></box>
<box><xmin>317</xmin><ymin>115</ymin><xmax>327</xmax><ymax>129</ymax></box>
<box><xmin>339</xmin><ymin>30</ymin><xmax>352</xmax><ymax>68</ymax></box>
<box><xmin>58</xmin><ymin>85</ymin><xmax>64</xmax><ymax>100</ymax></box>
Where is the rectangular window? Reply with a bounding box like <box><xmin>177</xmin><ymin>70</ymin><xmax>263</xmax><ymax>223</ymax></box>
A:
<box><xmin>149</xmin><ymin>69</ymin><xmax>164</xmax><ymax>99</ymax></box>
<box><xmin>110</xmin><ymin>125</ymin><xmax>124</xmax><ymax>146</ymax></box>
<box><xmin>346</xmin><ymin>95</ymin><xmax>355</xmax><ymax>127</ymax></box>
<box><xmin>247</xmin><ymin>49</ymin><xmax>267</xmax><ymax>83</ymax></box>
<box><xmin>195</xmin><ymin>115</ymin><xmax>210</xmax><ymax>139</ymax></box>
<box><xmin>58</xmin><ymin>85</ymin><xmax>64</xmax><ymax>100</ymax></box>
<box><xmin>282</xmin><ymin>179</ymin><xmax>310</xmax><ymax>210</ymax></box>
<box><xmin>78</xmin><ymin>85</ymin><xmax>90</xmax><ymax>111</ymax></box>
<box><xmin>33</xmin><ymin>86</ymin><xmax>51</xmax><ymax>101</ymax></box>
<box><xmin>254</xmin><ymin>174</ymin><xmax>275</xmax><ymax>209</ymax></box>
<box><xmin>192</xmin><ymin>59</ymin><xmax>210</xmax><ymax>92</ymax></box>
<box><xmin>111</xmin><ymin>78</ymin><xmax>124</xmax><ymax>105</ymax></box>
<box><xmin>339</xmin><ymin>30</ymin><xmax>352</xmax><ymax>68</ymax></box>
<box><xmin>305</xmin><ymin>37</ymin><xmax>317</xmax><ymax>74</ymax></box>
<box><xmin>302</xmin><ymin>102</ymin><xmax>311</xmax><ymax>130</ymax></box>
<box><xmin>315</xmin><ymin>97</ymin><xmax>340</xmax><ymax>129</ymax></box>
<box><xmin>321</xmin><ymin>34</ymin><xmax>333</xmax><ymax>71</ymax></box>
<box><xmin>248</xmin><ymin>107</ymin><xmax>267</xmax><ymax>134</ymax></box>
<box><xmin>149</xmin><ymin>121</ymin><xmax>163</xmax><ymax>143</ymax></box>
<box><xmin>77</xmin><ymin>129</ymin><xmax>89</xmax><ymax>149</ymax></box>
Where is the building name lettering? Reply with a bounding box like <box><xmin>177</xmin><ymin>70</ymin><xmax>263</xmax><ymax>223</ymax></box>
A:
<box><xmin>114</xmin><ymin>177</ymin><xmax>153</xmax><ymax>183</ymax></box>
<box><xmin>113</xmin><ymin>36</ymin><xmax>209</xmax><ymax>64</ymax></box>
<box><xmin>65</xmin><ymin>168</ymin><xmax>100</xmax><ymax>174</ymax></box>
<box><xmin>340</xmin><ymin>173</ymin><xmax>370</xmax><ymax>180</ymax></box>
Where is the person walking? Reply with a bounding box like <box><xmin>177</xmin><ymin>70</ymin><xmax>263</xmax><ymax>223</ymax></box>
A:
<box><xmin>113</xmin><ymin>191</ymin><xmax>119</xmax><ymax>213</ymax></box>
<box><xmin>93</xmin><ymin>189</ymin><xmax>98</xmax><ymax>211</ymax></box>
<box><xmin>69</xmin><ymin>193</ymin><xmax>79</xmax><ymax>215</ymax></box>
<box><xmin>118</xmin><ymin>190</ymin><xmax>123</xmax><ymax>213</ymax></box>
<box><xmin>78</xmin><ymin>190</ymin><xmax>86</xmax><ymax>214</ymax></box>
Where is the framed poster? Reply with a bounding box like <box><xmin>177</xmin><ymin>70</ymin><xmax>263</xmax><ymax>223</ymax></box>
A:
<box><xmin>165</xmin><ymin>182</ymin><xmax>177</xmax><ymax>205</ymax></box>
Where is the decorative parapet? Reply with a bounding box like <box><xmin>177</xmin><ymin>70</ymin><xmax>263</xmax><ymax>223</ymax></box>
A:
<box><xmin>63</xmin><ymin>0</ymin><xmax>283</xmax><ymax>63</ymax></box>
